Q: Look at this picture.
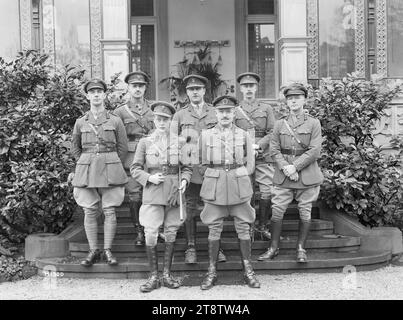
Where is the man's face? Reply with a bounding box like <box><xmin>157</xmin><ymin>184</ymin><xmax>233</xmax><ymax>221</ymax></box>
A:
<box><xmin>128</xmin><ymin>83</ymin><xmax>146</xmax><ymax>99</ymax></box>
<box><xmin>153</xmin><ymin>115</ymin><xmax>171</xmax><ymax>133</ymax></box>
<box><xmin>86</xmin><ymin>89</ymin><xmax>105</xmax><ymax>107</ymax></box>
<box><xmin>186</xmin><ymin>86</ymin><xmax>206</xmax><ymax>105</ymax></box>
<box><xmin>286</xmin><ymin>94</ymin><xmax>306</xmax><ymax>112</ymax></box>
<box><xmin>240</xmin><ymin>83</ymin><xmax>258</xmax><ymax>100</ymax></box>
<box><xmin>216</xmin><ymin>108</ymin><xmax>235</xmax><ymax>127</ymax></box>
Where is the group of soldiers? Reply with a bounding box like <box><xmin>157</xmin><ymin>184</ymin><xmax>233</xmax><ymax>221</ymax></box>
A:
<box><xmin>70</xmin><ymin>70</ymin><xmax>323</xmax><ymax>293</ymax></box>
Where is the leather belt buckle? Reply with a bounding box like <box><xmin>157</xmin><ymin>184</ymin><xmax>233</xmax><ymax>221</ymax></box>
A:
<box><xmin>161</xmin><ymin>164</ymin><xmax>168</xmax><ymax>175</ymax></box>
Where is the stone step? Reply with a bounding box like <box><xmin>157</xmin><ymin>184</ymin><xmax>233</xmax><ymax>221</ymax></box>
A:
<box><xmin>97</xmin><ymin>219</ymin><xmax>334</xmax><ymax>237</ymax></box>
<box><xmin>69</xmin><ymin>234</ymin><xmax>360</xmax><ymax>257</ymax></box>
<box><xmin>35</xmin><ymin>250</ymin><xmax>391</xmax><ymax>280</ymax></box>
<box><xmin>115</xmin><ymin>204</ymin><xmax>321</xmax><ymax>221</ymax></box>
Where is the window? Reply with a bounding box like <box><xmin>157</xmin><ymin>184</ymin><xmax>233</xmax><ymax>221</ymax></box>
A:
<box><xmin>246</xmin><ymin>0</ymin><xmax>277</xmax><ymax>99</ymax></box>
<box><xmin>0</xmin><ymin>0</ymin><xmax>20</xmax><ymax>60</ymax></box>
<box><xmin>318</xmin><ymin>0</ymin><xmax>356</xmax><ymax>78</ymax></box>
<box><xmin>130</xmin><ymin>0</ymin><xmax>156</xmax><ymax>100</ymax></box>
<box><xmin>54</xmin><ymin>0</ymin><xmax>91</xmax><ymax>73</ymax></box>
<box><xmin>248</xmin><ymin>24</ymin><xmax>275</xmax><ymax>98</ymax></box>
<box><xmin>387</xmin><ymin>0</ymin><xmax>403</xmax><ymax>77</ymax></box>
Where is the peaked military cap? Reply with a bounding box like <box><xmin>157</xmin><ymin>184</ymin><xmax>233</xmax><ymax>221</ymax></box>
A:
<box><xmin>237</xmin><ymin>72</ymin><xmax>261</xmax><ymax>85</ymax></box>
<box><xmin>124</xmin><ymin>71</ymin><xmax>150</xmax><ymax>85</ymax></box>
<box><xmin>283</xmin><ymin>83</ymin><xmax>308</xmax><ymax>98</ymax></box>
<box><xmin>183</xmin><ymin>74</ymin><xmax>208</xmax><ymax>89</ymax></box>
<box><xmin>84</xmin><ymin>79</ymin><xmax>107</xmax><ymax>93</ymax></box>
<box><xmin>151</xmin><ymin>101</ymin><xmax>176</xmax><ymax>118</ymax></box>
<box><xmin>212</xmin><ymin>95</ymin><xmax>238</xmax><ymax>109</ymax></box>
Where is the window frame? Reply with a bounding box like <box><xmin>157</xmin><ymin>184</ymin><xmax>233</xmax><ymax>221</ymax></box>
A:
<box><xmin>235</xmin><ymin>0</ymin><xmax>279</xmax><ymax>101</ymax></box>
<box><xmin>128</xmin><ymin>0</ymin><xmax>168</xmax><ymax>100</ymax></box>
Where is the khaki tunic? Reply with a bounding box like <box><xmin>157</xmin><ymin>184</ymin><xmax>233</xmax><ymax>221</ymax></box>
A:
<box><xmin>199</xmin><ymin>125</ymin><xmax>255</xmax><ymax>206</ymax></box>
<box><xmin>71</xmin><ymin>111</ymin><xmax>128</xmax><ymax>188</ymax></box>
<box><xmin>234</xmin><ymin>100</ymin><xmax>275</xmax><ymax>163</ymax></box>
<box><xmin>270</xmin><ymin>112</ymin><xmax>324</xmax><ymax>189</ymax></box>
<box><xmin>113</xmin><ymin>100</ymin><xmax>154</xmax><ymax>169</ymax></box>
<box><xmin>130</xmin><ymin>132</ymin><xmax>192</xmax><ymax>206</ymax></box>
<box><xmin>171</xmin><ymin>102</ymin><xmax>217</xmax><ymax>184</ymax></box>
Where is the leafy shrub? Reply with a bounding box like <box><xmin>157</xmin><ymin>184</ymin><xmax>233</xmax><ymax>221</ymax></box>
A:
<box><xmin>0</xmin><ymin>255</ymin><xmax>37</xmax><ymax>282</ymax></box>
<box><xmin>0</xmin><ymin>51</ymin><xmax>125</xmax><ymax>243</ymax></box>
<box><xmin>306</xmin><ymin>74</ymin><xmax>403</xmax><ymax>228</ymax></box>
<box><xmin>0</xmin><ymin>51</ymin><xmax>86</xmax><ymax>242</ymax></box>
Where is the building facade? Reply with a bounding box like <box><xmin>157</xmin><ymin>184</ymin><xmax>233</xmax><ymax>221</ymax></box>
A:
<box><xmin>1</xmin><ymin>0</ymin><xmax>402</xmax><ymax>147</ymax></box>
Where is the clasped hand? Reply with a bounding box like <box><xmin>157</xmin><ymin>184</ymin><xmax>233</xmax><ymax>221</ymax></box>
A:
<box><xmin>282</xmin><ymin>165</ymin><xmax>299</xmax><ymax>181</ymax></box>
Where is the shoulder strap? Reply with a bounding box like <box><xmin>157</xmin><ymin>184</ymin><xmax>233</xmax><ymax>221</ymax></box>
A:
<box><xmin>236</xmin><ymin>106</ymin><xmax>255</xmax><ymax>127</ymax></box>
<box><xmin>282</xmin><ymin>119</ymin><xmax>308</xmax><ymax>149</ymax></box>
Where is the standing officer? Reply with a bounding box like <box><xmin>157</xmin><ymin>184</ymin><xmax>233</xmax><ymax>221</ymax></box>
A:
<box><xmin>199</xmin><ymin>95</ymin><xmax>260</xmax><ymax>290</ymax></box>
<box><xmin>131</xmin><ymin>101</ymin><xmax>192</xmax><ymax>293</ymax></box>
<box><xmin>171</xmin><ymin>74</ymin><xmax>226</xmax><ymax>264</ymax></box>
<box><xmin>235</xmin><ymin>72</ymin><xmax>276</xmax><ymax>240</ymax></box>
<box><xmin>71</xmin><ymin>79</ymin><xmax>128</xmax><ymax>267</ymax></box>
<box><xmin>258</xmin><ymin>83</ymin><xmax>323</xmax><ymax>263</ymax></box>
<box><xmin>114</xmin><ymin>71</ymin><xmax>154</xmax><ymax>246</ymax></box>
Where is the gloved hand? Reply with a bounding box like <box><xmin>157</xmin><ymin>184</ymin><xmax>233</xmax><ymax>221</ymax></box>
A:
<box><xmin>167</xmin><ymin>184</ymin><xmax>180</xmax><ymax>207</ymax></box>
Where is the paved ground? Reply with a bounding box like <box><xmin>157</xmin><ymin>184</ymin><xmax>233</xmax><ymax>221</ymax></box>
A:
<box><xmin>0</xmin><ymin>264</ymin><xmax>402</xmax><ymax>300</ymax></box>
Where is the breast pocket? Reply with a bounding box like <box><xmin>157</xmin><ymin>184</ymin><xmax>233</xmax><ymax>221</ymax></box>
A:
<box><xmin>123</xmin><ymin>119</ymin><xmax>137</xmax><ymax>136</ymax></box>
<box><xmin>205</xmin><ymin>118</ymin><xmax>217</xmax><ymax>129</ymax></box>
<box><xmin>200</xmin><ymin>168</ymin><xmax>220</xmax><ymax>201</ymax></box>
<box><xmin>235</xmin><ymin>114</ymin><xmax>253</xmax><ymax>130</ymax></box>
<box><xmin>251</xmin><ymin>110</ymin><xmax>267</xmax><ymax>129</ymax></box>
<box><xmin>80</xmin><ymin>126</ymin><xmax>95</xmax><ymax>144</ymax></box>
<box><xmin>279</xmin><ymin>128</ymin><xmax>293</xmax><ymax>147</ymax></box>
<box><xmin>145</xmin><ymin>146</ymin><xmax>161</xmax><ymax>167</ymax></box>
<box><xmin>102</xmin><ymin>125</ymin><xmax>117</xmax><ymax>144</ymax></box>
<box><xmin>295</xmin><ymin>127</ymin><xmax>311</xmax><ymax>148</ymax></box>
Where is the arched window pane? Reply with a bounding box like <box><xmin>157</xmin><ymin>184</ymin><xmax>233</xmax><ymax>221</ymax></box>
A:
<box><xmin>387</xmin><ymin>0</ymin><xmax>403</xmax><ymax>77</ymax></box>
<box><xmin>319</xmin><ymin>0</ymin><xmax>355</xmax><ymax>78</ymax></box>
<box><xmin>0</xmin><ymin>0</ymin><xmax>20</xmax><ymax>60</ymax></box>
<box><xmin>54</xmin><ymin>0</ymin><xmax>91</xmax><ymax>73</ymax></box>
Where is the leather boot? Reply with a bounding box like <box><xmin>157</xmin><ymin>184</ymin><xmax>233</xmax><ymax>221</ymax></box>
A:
<box><xmin>258</xmin><ymin>219</ymin><xmax>283</xmax><ymax>261</ymax></box>
<box><xmin>296</xmin><ymin>220</ymin><xmax>311</xmax><ymax>263</ymax></box>
<box><xmin>184</xmin><ymin>218</ymin><xmax>197</xmax><ymax>264</ymax></box>
<box><xmin>103</xmin><ymin>249</ymin><xmax>118</xmax><ymax>265</ymax></box>
<box><xmin>80</xmin><ymin>249</ymin><xmax>101</xmax><ymax>267</ymax></box>
<box><xmin>161</xmin><ymin>242</ymin><xmax>180</xmax><ymax>289</ymax></box>
<box><xmin>140</xmin><ymin>245</ymin><xmax>161</xmax><ymax>293</ymax></box>
<box><xmin>130</xmin><ymin>201</ymin><xmax>145</xmax><ymax>246</ymax></box>
<box><xmin>255</xmin><ymin>199</ymin><xmax>272</xmax><ymax>240</ymax></box>
<box><xmin>239</xmin><ymin>239</ymin><xmax>260</xmax><ymax>288</ymax></box>
<box><xmin>200</xmin><ymin>240</ymin><xmax>220</xmax><ymax>290</ymax></box>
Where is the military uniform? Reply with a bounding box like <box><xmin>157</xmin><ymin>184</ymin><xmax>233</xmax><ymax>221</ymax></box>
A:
<box><xmin>199</xmin><ymin>96</ymin><xmax>260</xmax><ymax>290</ymax></box>
<box><xmin>258</xmin><ymin>83</ymin><xmax>323</xmax><ymax>263</ymax></box>
<box><xmin>235</xmin><ymin>72</ymin><xmax>276</xmax><ymax>240</ymax></box>
<box><xmin>131</xmin><ymin>101</ymin><xmax>192</xmax><ymax>293</ymax></box>
<box><xmin>170</xmin><ymin>74</ymin><xmax>218</xmax><ymax>264</ymax></box>
<box><xmin>71</xmin><ymin>79</ymin><xmax>128</xmax><ymax>267</ymax></box>
<box><xmin>114</xmin><ymin>71</ymin><xmax>154</xmax><ymax>246</ymax></box>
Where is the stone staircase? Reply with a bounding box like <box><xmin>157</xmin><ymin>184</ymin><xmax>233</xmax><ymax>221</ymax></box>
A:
<box><xmin>35</xmin><ymin>201</ymin><xmax>392</xmax><ymax>282</ymax></box>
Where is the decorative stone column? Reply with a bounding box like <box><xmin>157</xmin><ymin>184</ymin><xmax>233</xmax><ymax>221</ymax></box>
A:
<box><xmin>101</xmin><ymin>0</ymin><xmax>131</xmax><ymax>83</ymax></box>
<box><xmin>19</xmin><ymin>0</ymin><xmax>33</xmax><ymax>50</ymax></box>
<box><xmin>278</xmin><ymin>0</ymin><xmax>309</xmax><ymax>86</ymax></box>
